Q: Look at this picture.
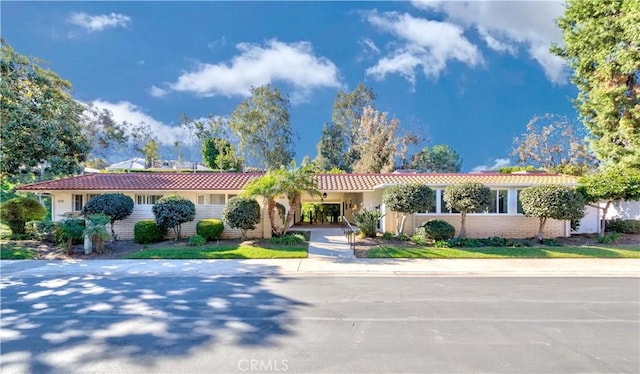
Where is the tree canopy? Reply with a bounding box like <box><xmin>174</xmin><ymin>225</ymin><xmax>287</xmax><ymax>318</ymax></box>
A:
<box><xmin>553</xmin><ymin>0</ymin><xmax>640</xmax><ymax>168</ymax></box>
<box><xmin>382</xmin><ymin>184</ymin><xmax>433</xmax><ymax>235</ymax></box>
<box><xmin>152</xmin><ymin>195</ymin><xmax>196</xmax><ymax>240</ymax></box>
<box><xmin>443</xmin><ymin>183</ymin><xmax>491</xmax><ymax>238</ymax></box>
<box><xmin>230</xmin><ymin>85</ymin><xmax>294</xmax><ymax>170</ymax></box>
<box><xmin>519</xmin><ymin>185</ymin><xmax>586</xmax><ymax>241</ymax></box>
<box><xmin>411</xmin><ymin>145</ymin><xmax>462</xmax><ymax>173</ymax></box>
<box><xmin>1</xmin><ymin>39</ymin><xmax>90</xmax><ymax>182</ymax></box>
<box><xmin>223</xmin><ymin>196</ymin><xmax>261</xmax><ymax>240</ymax></box>
<box><xmin>81</xmin><ymin>193</ymin><xmax>134</xmax><ymax>239</ymax></box>
<box><xmin>201</xmin><ymin>137</ymin><xmax>242</xmax><ymax>171</ymax></box>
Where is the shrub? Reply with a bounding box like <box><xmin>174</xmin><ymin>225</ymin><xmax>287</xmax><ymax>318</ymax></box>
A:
<box><xmin>519</xmin><ymin>185</ymin><xmax>585</xmax><ymax>241</ymax></box>
<box><xmin>25</xmin><ymin>220</ymin><xmax>57</xmax><ymax>242</ymax></box>
<box><xmin>597</xmin><ymin>232</ymin><xmax>621</xmax><ymax>244</ymax></box>
<box><xmin>84</xmin><ymin>214</ymin><xmax>111</xmax><ymax>253</ymax></box>
<box><xmin>0</xmin><ymin>197</ymin><xmax>47</xmax><ymax>234</ymax></box>
<box><xmin>353</xmin><ymin>208</ymin><xmax>383</xmax><ymax>238</ymax></box>
<box><xmin>196</xmin><ymin>219</ymin><xmax>224</xmax><ymax>241</ymax></box>
<box><xmin>223</xmin><ymin>197</ymin><xmax>261</xmax><ymax>240</ymax></box>
<box><xmin>447</xmin><ymin>237</ymin><xmax>483</xmax><ymax>248</ymax></box>
<box><xmin>394</xmin><ymin>233</ymin><xmax>410</xmax><ymax>241</ymax></box>
<box><xmin>188</xmin><ymin>234</ymin><xmax>207</xmax><ymax>246</ymax></box>
<box><xmin>82</xmin><ymin>193</ymin><xmax>134</xmax><ymax>240</ymax></box>
<box><xmin>443</xmin><ymin>183</ymin><xmax>491</xmax><ymax>238</ymax></box>
<box><xmin>382</xmin><ymin>184</ymin><xmax>433</xmax><ymax>235</ymax></box>
<box><xmin>381</xmin><ymin>232</ymin><xmax>394</xmax><ymax>240</ymax></box>
<box><xmin>134</xmin><ymin>220</ymin><xmax>166</xmax><ymax>244</ymax></box>
<box><xmin>56</xmin><ymin>219</ymin><xmax>85</xmax><ymax>255</ymax></box>
<box><xmin>410</xmin><ymin>235</ymin><xmax>427</xmax><ymax>245</ymax></box>
<box><xmin>606</xmin><ymin>219</ymin><xmax>640</xmax><ymax>234</ymax></box>
<box><xmin>420</xmin><ymin>220</ymin><xmax>455</xmax><ymax>241</ymax></box>
<box><xmin>268</xmin><ymin>233</ymin><xmax>305</xmax><ymax>245</ymax></box>
<box><xmin>152</xmin><ymin>195</ymin><xmax>196</xmax><ymax>240</ymax></box>
<box><xmin>541</xmin><ymin>238</ymin><xmax>561</xmax><ymax>247</ymax></box>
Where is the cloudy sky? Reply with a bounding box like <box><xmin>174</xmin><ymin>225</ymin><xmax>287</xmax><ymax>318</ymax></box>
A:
<box><xmin>2</xmin><ymin>1</ymin><xmax>579</xmax><ymax>171</ymax></box>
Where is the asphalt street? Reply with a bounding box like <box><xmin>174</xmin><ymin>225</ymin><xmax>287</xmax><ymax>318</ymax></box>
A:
<box><xmin>1</xmin><ymin>275</ymin><xmax>638</xmax><ymax>373</ymax></box>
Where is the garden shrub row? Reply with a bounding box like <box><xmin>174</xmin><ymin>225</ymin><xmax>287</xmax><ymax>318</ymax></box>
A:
<box><xmin>196</xmin><ymin>219</ymin><xmax>224</xmax><ymax>241</ymax></box>
<box><xmin>606</xmin><ymin>219</ymin><xmax>640</xmax><ymax>234</ymax></box>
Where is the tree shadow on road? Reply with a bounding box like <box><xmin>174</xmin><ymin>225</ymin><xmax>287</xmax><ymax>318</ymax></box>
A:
<box><xmin>1</xmin><ymin>263</ymin><xmax>306</xmax><ymax>373</ymax></box>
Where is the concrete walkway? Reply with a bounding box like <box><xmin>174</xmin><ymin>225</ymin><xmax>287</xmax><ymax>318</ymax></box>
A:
<box><xmin>307</xmin><ymin>228</ymin><xmax>355</xmax><ymax>259</ymax></box>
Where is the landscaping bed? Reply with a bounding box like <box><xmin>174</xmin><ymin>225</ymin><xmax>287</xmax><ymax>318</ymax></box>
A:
<box><xmin>354</xmin><ymin>233</ymin><xmax>640</xmax><ymax>258</ymax></box>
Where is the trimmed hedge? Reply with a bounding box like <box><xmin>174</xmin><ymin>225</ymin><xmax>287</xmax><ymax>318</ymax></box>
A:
<box><xmin>417</xmin><ymin>220</ymin><xmax>456</xmax><ymax>241</ymax></box>
<box><xmin>606</xmin><ymin>219</ymin><xmax>640</xmax><ymax>234</ymax></box>
<box><xmin>134</xmin><ymin>220</ymin><xmax>166</xmax><ymax>244</ymax></box>
<box><xmin>196</xmin><ymin>219</ymin><xmax>224</xmax><ymax>241</ymax></box>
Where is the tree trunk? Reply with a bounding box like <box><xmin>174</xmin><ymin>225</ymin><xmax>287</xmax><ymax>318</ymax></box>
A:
<box><xmin>267</xmin><ymin>199</ymin><xmax>280</xmax><ymax>236</ymax></box>
<box><xmin>110</xmin><ymin>221</ymin><xmax>117</xmax><ymax>241</ymax></box>
<box><xmin>399</xmin><ymin>214</ymin><xmax>407</xmax><ymax>236</ymax></box>
<box><xmin>459</xmin><ymin>212</ymin><xmax>467</xmax><ymax>238</ymax></box>
<box><xmin>284</xmin><ymin>195</ymin><xmax>299</xmax><ymax>236</ymax></box>
<box><xmin>536</xmin><ymin>217</ymin><xmax>547</xmax><ymax>242</ymax></box>
<box><xmin>599</xmin><ymin>201</ymin><xmax>612</xmax><ymax>237</ymax></box>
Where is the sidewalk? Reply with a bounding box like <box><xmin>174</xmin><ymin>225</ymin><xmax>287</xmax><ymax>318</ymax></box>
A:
<box><xmin>1</xmin><ymin>258</ymin><xmax>638</xmax><ymax>278</ymax></box>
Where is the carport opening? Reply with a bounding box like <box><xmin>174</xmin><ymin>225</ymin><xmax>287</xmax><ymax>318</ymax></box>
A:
<box><xmin>301</xmin><ymin>203</ymin><xmax>342</xmax><ymax>224</ymax></box>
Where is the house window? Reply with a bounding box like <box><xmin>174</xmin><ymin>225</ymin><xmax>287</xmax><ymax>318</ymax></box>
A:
<box><xmin>136</xmin><ymin>194</ymin><xmax>163</xmax><ymax>205</ymax></box>
<box><xmin>209</xmin><ymin>194</ymin><xmax>225</xmax><ymax>204</ymax></box>
<box><xmin>487</xmin><ymin>190</ymin><xmax>508</xmax><ymax>214</ymax></box>
<box><xmin>197</xmin><ymin>195</ymin><xmax>206</xmax><ymax>205</ymax></box>
<box><xmin>72</xmin><ymin>194</ymin><xmax>83</xmax><ymax>212</ymax></box>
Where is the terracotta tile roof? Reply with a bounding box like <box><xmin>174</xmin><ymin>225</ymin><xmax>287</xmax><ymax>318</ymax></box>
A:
<box><xmin>18</xmin><ymin>173</ymin><xmax>264</xmax><ymax>191</ymax></box>
<box><xmin>315</xmin><ymin>173</ymin><xmax>578</xmax><ymax>191</ymax></box>
<box><xmin>17</xmin><ymin>172</ymin><xmax>578</xmax><ymax>192</ymax></box>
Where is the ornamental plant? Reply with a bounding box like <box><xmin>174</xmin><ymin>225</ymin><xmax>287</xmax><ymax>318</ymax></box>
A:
<box><xmin>382</xmin><ymin>184</ymin><xmax>433</xmax><ymax>235</ymax></box>
<box><xmin>196</xmin><ymin>219</ymin><xmax>224</xmax><ymax>241</ymax></box>
<box><xmin>152</xmin><ymin>195</ymin><xmax>196</xmax><ymax>240</ymax></box>
<box><xmin>519</xmin><ymin>184</ymin><xmax>586</xmax><ymax>242</ymax></box>
<box><xmin>0</xmin><ymin>197</ymin><xmax>47</xmax><ymax>235</ymax></box>
<box><xmin>223</xmin><ymin>197</ymin><xmax>261</xmax><ymax>240</ymax></box>
<box><xmin>443</xmin><ymin>183</ymin><xmax>491</xmax><ymax>238</ymax></box>
<box><xmin>82</xmin><ymin>193</ymin><xmax>134</xmax><ymax>240</ymax></box>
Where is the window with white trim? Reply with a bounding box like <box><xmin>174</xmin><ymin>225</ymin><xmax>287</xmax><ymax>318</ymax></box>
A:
<box><xmin>487</xmin><ymin>190</ymin><xmax>508</xmax><ymax>214</ymax></box>
<box><xmin>516</xmin><ymin>189</ymin><xmax>525</xmax><ymax>214</ymax></box>
<box><xmin>135</xmin><ymin>194</ymin><xmax>163</xmax><ymax>205</ymax></box>
<box><xmin>72</xmin><ymin>194</ymin><xmax>84</xmax><ymax>212</ymax></box>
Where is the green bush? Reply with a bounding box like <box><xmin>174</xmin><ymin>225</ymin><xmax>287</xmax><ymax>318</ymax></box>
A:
<box><xmin>196</xmin><ymin>219</ymin><xmax>224</xmax><ymax>241</ymax></box>
<box><xmin>56</xmin><ymin>219</ymin><xmax>85</xmax><ymax>255</ymax></box>
<box><xmin>134</xmin><ymin>220</ymin><xmax>166</xmax><ymax>244</ymax></box>
<box><xmin>541</xmin><ymin>238</ymin><xmax>562</xmax><ymax>247</ymax></box>
<box><xmin>597</xmin><ymin>232</ymin><xmax>621</xmax><ymax>244</ymax></box>
<box><xmin>25</xmin><ymin>220</ymin><xmax>57</xmax><ymax>242</ymax></box>
<box><xmin>353</xmin><ymin>208</ymin><xmax>383</xmax><ymax>238</ymax></box>
<box><xmin>381</xmin><ymin>232</ymin><xmax>394</xmax><ymax>240</ymax></box>
<box><xmin>188</xmin><ymin>234</ymin><xmax>207</xmax><ymax>246</ymax></box>
<box><xmin>152</xmin><ymin>195</ymin><xmax>196</xmax><ymax>240</ymax></box>
<box><xmin>410</xmin><ymin>235</ymin><xmax>427</xmax><ymax>245</ymax></box>
<box><xmin>268</xmin><ymin>233</ymin><xmax>305</xmax><ymax>245</ymax></box>
<box><xmin>0</xmin><ymin>197</ymin><xmax>47</xmax><ymax>234</ymax></box>
<box><xmin>82</xmin><ymin>193</ymin><xmax>134</xmax><ymax>240</ymax></box>
<box><xmin>420</xmin><ymin>220</ymin><xmax>456</xmax><ymax>241</ymax></box>
<box><xmin>222</xmin><ymin>197</ymin><xmax>261</xmax><ymax>240</ymax></box>
<box><xmin>606</xmin><ymin>219</ymin><xmax>640</xmax><ymax>234</ymax></box>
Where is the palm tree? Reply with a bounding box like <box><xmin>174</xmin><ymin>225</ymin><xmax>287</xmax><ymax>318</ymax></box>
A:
<box><xmin>242</xmin><ymin>172</ymin><xmax>283</xmax><ymax>236</ymax></box>
<box><xmin>275</xmin><ymin>163</ymin><xmax>320</xmax><ymax>235</ymax></box>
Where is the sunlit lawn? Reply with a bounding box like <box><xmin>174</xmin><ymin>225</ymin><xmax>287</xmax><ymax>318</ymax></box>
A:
<box><xmin>125</xmin><ymin>244</ymin><xmax>308</xmax><ymax>259</ymax></box>
<box><xmin>367</xmin><ymin>245</ymin><xmax>640</xmax><ymax>259</ymax></box>
<box><xmin>0</xmin><ymin>242</ymin><xmax>36</xmax><ymax>259</ymax></box>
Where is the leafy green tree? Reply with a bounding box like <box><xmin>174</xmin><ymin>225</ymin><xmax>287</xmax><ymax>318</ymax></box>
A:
<box><xmin>142</xmin><ymin>139</ymin><xmax>159</xmax><ymax>168</ymax></box>
<box><xmin>511</xmin><ymin>114</ymin><xmax>597</xmax><ymax>175</ymax></box>
<box><xmin>81</xmin><ymin>193</ymin><xmax>134</xmax><ymax>239</ymax></box>
<box><xmin>223</xmin><ymin>196</ymin><xmax>261</xmax><ymax>240</ymax></box>
<box><xmin>412</xmin><ymin>145</ymin><xmax>462</xmax><ymax>173</ymax></box>
<box><xmin>230</xmin><ymin>85</ymin><xmax>294</xmax><ymax>170</ymax></box>
<box><xmin>553</xmin><ymin>0</ymin><xmax>640</xmax><ymax>168</ymax></box>
<box><xmin>0</xmin><ymin>197</ymin><xmax>46</xmax><ymax>235</ymax></box>
<box><xmin>578</xmin><ymin>167</ymin><xmax>640</xmax><ymax>236</ymax></box>
<box><xmin>201</xmin><ymin>138</ymin><xmax>243</xmax><ymax>171</ymax></box>
<box><xmin>274</xmin><ymin>163</ymin><xmax>320</xmax><ymax>235</ymax></box>
<box><xmin>352</xmin><ymin>107</ymin><xmax>407</xmax><ymax>173</ymax></box>
<box><xmin>1</xmin><ymin>39</ymin><xmax>90</xmax><ymax>182</ymax></box>
<box><xmin>315</xmin><ymin>83</ymin><xmax>376</xmax><ymax>172</ymax></box>
<box><xmin>152</xmin><ymin>195</ymin><xmax>196</xmax><ymax>240</ymax></box>
<box><xmin>382</xmin><ymin>184</ymin><xmax>433</xmax><ymax>235</ymax></box>
<box><xmin>242</xmin><ymin>172</ymin><xmax>283</xmax><ymax>236</ymax></box>
<box><xmin>353</xmin><ymin>208</ymin><xmax>383</xmax><ymax>238</ymax></box>
<box><xmin>519</xmin><ymin>185</ymin><xmax>586</xmax><ymax>241</ymax></box>
<box><xmin>443</xmin><ymin>183</ymin><xmax>492</xmax><ymax>238</ymax></box>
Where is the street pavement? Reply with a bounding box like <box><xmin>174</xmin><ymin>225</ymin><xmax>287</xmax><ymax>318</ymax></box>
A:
<box><xmin>1</xmin><ymin>275</ymin><xmax>638</xmax><ymax>373</ymax></box>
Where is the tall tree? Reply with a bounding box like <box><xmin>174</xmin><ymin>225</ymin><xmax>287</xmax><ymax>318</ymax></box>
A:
<box><xmin>553</xmin><ymin>0</ymin><xmax>640</xmax><ymax>168</ymax></box>
<box><xmin>1</xmin><ymin>39</ymin><xmax>90</xmax><ymax>182</ymax></box>
<box><xmin>142</xmin><ymin>139</ymin><xmax>159</xmax><ymax>168</ymax></box>
<box><xmin>511</xmin><ymin>114</ymin><xmax>597</xmax><ymax>175</ymax></box>
<box><xmin>230</xmin><ymin>85</ymin><xmax>294</xmax><ymax>170</ymax></box>
<box><xmin>578</xmin><ymin>166</ymin><xmax>640</xmax><ymax>237</ymax></box>
<box><xmin>315</xmin><ymin>83</ymin><xmax>376</xmax><ymax>172</ymax></box>
<box><xmin>443</xmin><ymin>183</ymin><xmax>491</xmax><ymax>238</ymax></box>
<box><xmin>201</xmin><ymin>137</ymin><xmax>242</xmax><ymax>171</ymax></box>
<box><xmin>412</xmin><ymin>145</ymin><xmax>463</xmax><ymax>173</ymax></box>
<box><xmin>242</xmin><ymin>172</ymin><xmax>283</xmax><ymax>236</ymax></box>
<box><xmin>352</xmin><ymin>107</ymin><xmax>404</xmax><ymax>173</ymax></box>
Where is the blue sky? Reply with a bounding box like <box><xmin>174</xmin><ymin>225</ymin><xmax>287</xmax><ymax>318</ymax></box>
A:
<box><xmin>2</xmin><ymin>1</ymin><xmax>579</xmax><ymax>171</ymax></box>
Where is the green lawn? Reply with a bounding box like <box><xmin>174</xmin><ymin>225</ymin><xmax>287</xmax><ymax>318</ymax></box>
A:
<box><xmin>367</xmin><ymin>245</ymin><xmax>640</xmax><ymax>259</ymax></box>
<box><xmin>125</xmin><ymin>244</ymin><xmax>308</xmax><ymax>259</ymax></box>
<box><xmin>1</xmin><ymin>242</ymin><xmax>36</xmax><ymax>259</ymax></box>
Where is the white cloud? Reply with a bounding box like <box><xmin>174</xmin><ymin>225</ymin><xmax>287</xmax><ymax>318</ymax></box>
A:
<box><xmin>364</xmin><ymin>11</ymin><xmax>482</xmax><ymax>86</ymax></box>
<box><xmin>89</xmin><ymin>100</ymin><xmax>187</xmax><ymax>145</ymax></box>
<box><xmin>471</xmin><ymin>157</ymin><xmax>511</xmax><ymax>172</ymax></box>
<box><xmin>412</xmin><ymin>0</ymin><xmax>569</xmax><ymax>84</ymax></box>
<box><xmin>67</xmin><ymin>12</ymin><xmax>131</xmax><ymax>32</ymax></box>
<box><xmin>148</xmin><ymin>85</ymin><xmax>168</xmax><ymax>98</ymax></box>
<box><xmin>159</xmin><ymin>39</ymin><xmax>341</xmax><ymax>102</ymax></box>
<box><xmin>361</xmin><ymin>38</ymin><xmax>381</xmax><ymax>54</ymax></box>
